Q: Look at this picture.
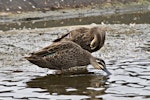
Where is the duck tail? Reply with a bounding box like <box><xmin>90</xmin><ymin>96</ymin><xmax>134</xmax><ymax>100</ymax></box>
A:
<box><xmin>25</xmin><ymin>56</ymin><xmax>45</xmax><ymax>67</ymax></box>
<box><xmin>25</xmin><ymin>56</ymin><xmax>37</xmax><ymax>61</ymax></box>
<box><xmin>25</xmin><ymin>56</ymin><xmax>40</xmax><ymax>63</ymax></box>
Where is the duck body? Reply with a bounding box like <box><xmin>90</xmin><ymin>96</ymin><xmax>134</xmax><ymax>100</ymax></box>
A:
<box><xmin>25</xmin><ymin>41</ymin><xmax>92</xmax><ymax>70</ymax></box>
<box><xmin>53</xmin><ymin>27</ymin><xmax>106</xmax><ymax>52</ymax></box>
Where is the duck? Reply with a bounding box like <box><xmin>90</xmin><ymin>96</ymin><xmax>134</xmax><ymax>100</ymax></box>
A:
<box><xmin>53</xmin><ymin>26</ymin><xmax>106</xmax><ymax>52</ymax></box>
<box><xmin>25</xmin><ymin>40</ymin><xmax>111</xmax><ymax>75</ymax></box>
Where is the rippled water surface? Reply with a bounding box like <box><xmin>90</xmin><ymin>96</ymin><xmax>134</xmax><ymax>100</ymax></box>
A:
<box><xmin>0</xmin><ymin>24</ymin><xmax>150</xmax><ymax>100</ymax></box>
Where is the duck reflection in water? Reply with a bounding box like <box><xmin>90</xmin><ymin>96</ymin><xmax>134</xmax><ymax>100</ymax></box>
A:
<box><xmin>27</xmin><ymin>74</ymin><xmax>108</xmax><ymax>99</ymax></box>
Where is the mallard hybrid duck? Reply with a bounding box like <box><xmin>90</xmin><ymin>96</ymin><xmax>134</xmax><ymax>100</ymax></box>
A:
<box><xmin>53</xmin><ymin>26</ymin><xmax>106</xmax><ymax>52</ymax></box>
<box><xmin>25</xmin><ymin>40</ymin><xmax>111</xmax><ymax>75</ymax></box>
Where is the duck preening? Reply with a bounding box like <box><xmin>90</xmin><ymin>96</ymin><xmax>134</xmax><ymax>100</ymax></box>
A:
<box><xmin>25</xmin><ymin>40</ymin><xmax>111</xmax><ymax>75</ymax></box>
<box><xmin>53</xmin><ymin>26</ymin><xmax>106</xmax><ymax>52</ymax></box>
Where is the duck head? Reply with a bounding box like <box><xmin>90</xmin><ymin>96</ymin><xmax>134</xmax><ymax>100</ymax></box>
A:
<box><xmin>90</xmin><ymin>27</ymin><xmax>106</xmax><ymax>52</ymax></box>
<box><xmin>90</xmin><ymin>57</ymin><xmax>111</xmax><ymax>75</ymax></box>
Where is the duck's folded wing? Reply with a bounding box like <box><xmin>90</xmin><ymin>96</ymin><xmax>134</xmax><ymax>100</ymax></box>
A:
<box><xmin>31</xmin><ymin>41</ymin><xmax>76</xmax><ymax>56</ymax></box>
<box><xmin>31</xmin><ymin>49</ymin><xmax>52</xmax><ymax>57</ymax></box>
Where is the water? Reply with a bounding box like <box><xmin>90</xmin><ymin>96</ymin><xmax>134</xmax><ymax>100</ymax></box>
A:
<box><xmin>0</xmin><ymin>24</ymin><xmax>150</xmax><ymax>100</ymax></box>
<box><xmin>0</xmin><ymin>11</ymin><xmax>150</xmax><ymax>31</ymax></box>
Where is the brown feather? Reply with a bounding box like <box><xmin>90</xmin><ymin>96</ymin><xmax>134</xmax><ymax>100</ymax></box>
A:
<box><xmin>53</xmin><ymin>26</ymin><xmax>106</xmax><ymax>52</ymax></box>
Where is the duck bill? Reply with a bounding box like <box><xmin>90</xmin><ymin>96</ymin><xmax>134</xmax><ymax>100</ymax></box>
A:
<box><xmin>96</xmin><ymin>63</ymin><xmax>111</xmax><ymax>75</ymax></box>
<box><xmin>102</xmin><ymin>67</ymin><xmax>112</xmax><ymax>75</ymax></box>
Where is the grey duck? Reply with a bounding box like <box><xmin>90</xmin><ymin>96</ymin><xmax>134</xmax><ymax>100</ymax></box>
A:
<box><xmin>53</xmin><ymin>26</ymin><xmax>106</xmax><ymax>52</ymax></box>
<box><xmin>25</xmin><ymin>40</ymin><xmax>111</xmax><ymax>75</ymax></box>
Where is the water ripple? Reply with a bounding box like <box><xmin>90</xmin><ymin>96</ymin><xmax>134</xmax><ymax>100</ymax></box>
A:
<box><xmin>0</xmin><ymin>24</ymin><xmax>150</xmax><ymax>99</ymax></box>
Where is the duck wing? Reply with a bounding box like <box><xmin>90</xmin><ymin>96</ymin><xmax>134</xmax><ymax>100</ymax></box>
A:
<box><xmin>26</xmin><ymin>41</ymin><xmax>84</xmax><ymax>70</ymax></box>
<box><xmin>31</xmin><ymin>41</ymin><xmax>79</xmax><ymax>57</ymax></box>
<box><xmin>53</xmin><ymin>27</ymin><xmax>89</xmax><ymax>42</ymax></box>
<box><xmin>53</xmin><ymin>33</ymin><xmax>70</xmax><ymax>42</ymax></box>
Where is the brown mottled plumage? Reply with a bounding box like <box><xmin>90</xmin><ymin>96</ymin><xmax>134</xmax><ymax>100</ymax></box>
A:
<box><xmin>53</xmin><ymin>27</ymin><xmax>106</xmax><ymax>52</ymax></box>
<box><xmin>25</xmin><ymin>40</ymin><xmax>111</xmax><ymax>75</ymax></box>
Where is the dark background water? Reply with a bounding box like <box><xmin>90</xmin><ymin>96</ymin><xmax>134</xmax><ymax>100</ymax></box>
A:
<box><xmin>0</xmin><ymin>0</ymin><xmax>150</xmax><ymax>31</ymax></box>
<box><xmin>0</xmin><ymin>11</ymin><xmax>150</xmax><ymax>31</ymax></box>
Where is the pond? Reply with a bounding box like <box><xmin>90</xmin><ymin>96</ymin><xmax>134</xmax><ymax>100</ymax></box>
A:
<box><xmin>0</xmin><ymin>23</ymin><xmax>150</xmax><ymax>100</ymax></box>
